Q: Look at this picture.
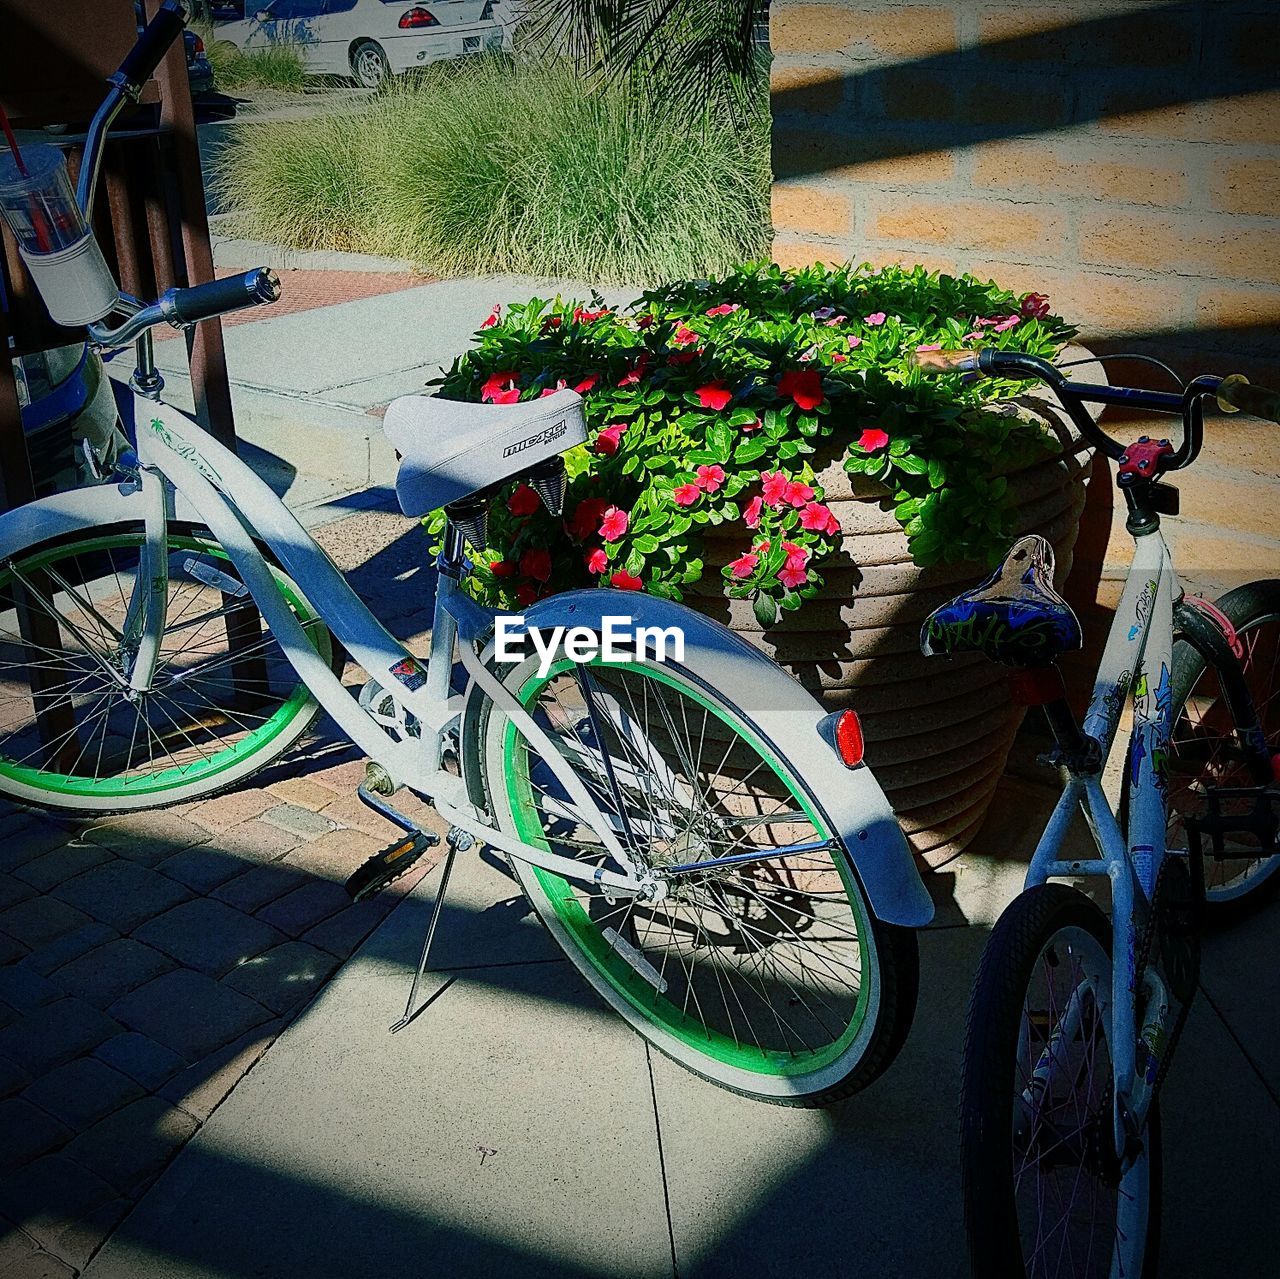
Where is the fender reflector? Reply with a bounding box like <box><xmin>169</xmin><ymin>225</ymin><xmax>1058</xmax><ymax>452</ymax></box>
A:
<box><xmin>818</xmin><ymin>709</ymin><xmax>865</xmax><ymax>768</ymax></box>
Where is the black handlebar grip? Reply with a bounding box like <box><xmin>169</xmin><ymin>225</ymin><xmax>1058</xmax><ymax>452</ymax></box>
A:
<box><xmin>1216</xmin><ymin>374</ymin><xmax>1280</xmax><ymax>424</ymax></box>
<box><xmin>165</xmin><ymin>268</ymin><xmax>282</xmax><ymax>326</ymax></box>
<box><xmin>115</xmin><ymin>1</ymin><xmax>188</xmax><ymax>97</ymax></box>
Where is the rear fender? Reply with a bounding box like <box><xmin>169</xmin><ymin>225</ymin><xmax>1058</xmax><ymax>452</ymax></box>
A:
<box><xmin>461</xmin><ymin>589</ymin><xmax>933</xmax><ymax>927</ymax></box>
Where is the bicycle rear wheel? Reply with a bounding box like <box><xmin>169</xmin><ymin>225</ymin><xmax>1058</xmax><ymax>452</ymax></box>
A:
<box><xmin>477</xmin><ymin>645</ymin><xmax>917</xmax><ymax>1106</ymax></box>
<box><xmin>961</xmin><ymin>883</ymin><xmax>1160</xmax><ymax>1279</ymax></box>
<box><xmin>0</xmin><ymin>524</ymin><xmax>338</xmax><ymax>813</ymax></box>
<box><xmin>1166</xmin><ymin>580</ymin><xmax>1280</xmax><ymax>915</ymax></box>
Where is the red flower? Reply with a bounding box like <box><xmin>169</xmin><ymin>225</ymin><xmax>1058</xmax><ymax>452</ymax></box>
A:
<box><xmin>569</xmin><ymin>497</ymin><xmax>608</xmax><ymax>541</ymax></box>
<box><xmin>705</xmin><ymin>303</ymin><xmax>740</xmax><ymax>317</ymax></box>
<box><xmin>695</xmin><ymin>464</ymin><xmax>725</xmax><ymax>493</ymax></box>
<box><xmin>599</xmin><ymin>506</ymin><xmax>629</xmax><ymax>541</ymax></box>
<box><xmin>673</xmin><ymin>483</ymin><xmax>701</xmax><ymax>507</ymax></box>
<box><xmin>610</xmin><ymin>570</ymin><xmax>643</xmax><ymax>591</ymax></box>
<box><xmin>515</xmin><ymin>583</ymin><xmax>539</xmax><ymax>607</ymax></box>
<box><xmin>520</xmin><ymin>548</ymin><xmax>552</xmax><ymax>583</ymax></box>
<box><xmin>542</xmin><ymin>314</ymin><xmax>563</xmax><ymax>332</ymax></box>
<box><xmin>617</xmin><ymin>351</ymin><xmax>651</xmax><ymax>386</ymax></box>
<box><xmin>832</xmin><ymin>353</ymin><xmax>848</xmax><ymax>363</ymax></box>
<box><xmin>585</xmin><ymin>546</ymin><xmax>609</xmax><ymax>574</ymax></box>
<box><xmin>481</xmin><ymin>371</ymin><xmax>520</xmax><ymax>404</ymax></box>
<box><xmin>479</xmin><ymin>305</ymin><xmax>501</xmax><ymax>330</ymax></box>
<box><xmin>784</xmin><ymin>479</ymin><xmax>814</xmax><ymax>507</ymax></box>
<box><xmin>668</xmin><ymin>350</ymin><xmax>699</xmax><ymax>366</ymax></box>
<box><xmin>1020</xmin><ymin>292</ymin><xmax>1051</xmax><ymax>320</ymax></box>
<box><xmin>799</xmin><ymin>502</ymin><xmax>840</xmax><ymax>535</ymax></box>
<box><xmin>635</xmin><ymin>314</ymin><xmax>655</xmax><ymax>329</ymax></box>
<box><xmin>573</xmin><ymin>374</ymin><xmax>599</xmax><ymax>394</ymax></box>
<box><xmin>489</xmin><ymin>559</ymin><xmax>517</xmax><ymax>577</ymax></box>
<box><xmin>859</xmin><ymin>427</ymin><xmax>890</xmax><ymax>453</ymax></box>
<box><xmin>673</xmin><ymin>324</ymin><xmax>700</xmax><ymax>346</ymax></box>
<box><xmin>696</xmin><ymin>381</ymin><xmax>733</xmax><ymax>411</ymax></box>
<box><xmin>594</xmin><ymin>423</ymin><xmax>628</xmax><ymax>456</ymax></box>
<box><xmin>778</xmin><ymin>564</ymin><xmax>809</xmax><ymax>589</ymax></box>
<box><xmin>761</xmin><ymin>471</ymin><xmax>789</xmax><ymax>507</ymax></box>
<box><xmin>744</xmin><ymin>496</ymin><xmax>763</xmax><ymax>528</ymax></box>
<box><xmin>507</xmin><ymin>483</ymin><xmax>541</xmax><ymax>516</ymax></box>
<box><xmin>729</xmin><ymin>551</ymin><xmax>759</xmax><ymax>579</ymax></box>
<box><xmin>776</xmin><ymin>368</ymin><xmax>824</xmax><ymax>410</ymax></box>
<box><xmin>573</xmin><ymin>307</ymin><xmax>609</xmax><ymax>324</ymax></box>
<box><xmin>782</xmin><ymin>540</ymin><xmax>810</xmax><ymax>569</ymax></box>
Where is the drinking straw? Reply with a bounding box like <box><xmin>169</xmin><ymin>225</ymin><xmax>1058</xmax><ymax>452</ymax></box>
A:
<box><xmin>0</xmin><ymin>104</ymin><xmax>55</xmax><ymax>254</ymax></box>
<box><xmin>0</xmin><ymin>104</ymin><xmax>28</xmax><ymax>177</ymax></box>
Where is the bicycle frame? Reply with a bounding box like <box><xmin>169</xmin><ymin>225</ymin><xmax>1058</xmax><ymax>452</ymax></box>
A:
<box><xmin>127</xmin><ymin>394</ymin><xmax>652</xmax><ymax>897</ymax></box>
<box><xmin>1023</xmin><ymin>528</ymin><xmax>1180</xmax><ymax>1155</ymax></box>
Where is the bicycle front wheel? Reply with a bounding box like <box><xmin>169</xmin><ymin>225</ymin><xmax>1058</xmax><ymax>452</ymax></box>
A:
<box><xmin>477</xmin><ymin>645</ymin><xmax>917</xmax><ymax>1106</ymax></box>
<box><xmin>0</xmin><ymin>524</ymin><xmax>338</xmax><ymax>813</ymax></box>
<box><xmin>961</xmin><ymin>883</ymin><xmax>1160</xmax><ymax>1279</ymax></box>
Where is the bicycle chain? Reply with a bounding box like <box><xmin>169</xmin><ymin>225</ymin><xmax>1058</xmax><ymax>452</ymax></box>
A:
<box><xmin>1132</xmin><ymin>855</ymin><xmax>1200</xmax><ymax>1101</ymax></box>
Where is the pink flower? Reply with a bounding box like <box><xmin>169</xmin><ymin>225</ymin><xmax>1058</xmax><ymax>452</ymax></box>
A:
<box><xmin>864</xmin><ymin>312</ymin><xmax>888</xmax><ymax>326</ymax></box>
<box><xmin>761</xmin><ymin>471</ymin><xmax>790</xmax><ymax>507</ymax></box>
<box><xmin>1020</xmin><ymin>292</ymin><xmax>1051</xmax><ymax>320</ymax></box>
<box><xmin>599</xmin><ymin>506</ymin><xmax>629</xmax><ymax>541</ymax></box>
<box><xmin>585</xmin><ymin>547</ymin><xmax>609</xmax><ymax>574</ymax></box>
<box><xmin>673</xmin><ymin>324</ymin><xmax>700</xmax><ymax>347</ymax></box>
<box><xmin>740</xmin><ymin>415</ymin><xmax>762</xmax><ymax>432</ymax></box>
<box><xmin>673</xmin><ymin>483</ymin><xmax>701</xmax><ymax>507</ymax></box>
<box><xmin>963</xmin><ymin>331</ymin><xmax>983</xmax><ymax>342</ymax></box>
<box><xmin>610</xmin><ymin>570</ymin><xmax>643</xmax><ymax>591</ymax></box>
<box><xmin>540</xmin><ymin>380</ymin><xmax>568</xmax><ymax>398</ymax></box>
<box><xmin>520</xmin><ymin>548</ymin><xmax>552</xmax><ymax>583</ymax></box>
<box><xmin>696</xmin><ymin>381</ymin><xmax>733</xmax><ymax>411</ymax></box>
<box><xmin>696</xmin><ymin>464</ymin><xmax>725</xmax><ymax>493</ymax></box>
<box><xmin>992</xmin><ymin>314</ymin><xmax>1022</xmax><ymax>333</ymax></box>
<box><xmin>784</xmin><ymin>479</ymin><xmax>814</xmax><ymax>508</ymax></box>
<box><xmin>729</xmin><ymin>551</ymin><xmax>759</xmax><ymax>579</ymax></box>
<box><xmin>832</xmin><ymin>353</ymin><xmax>848</xmax><ymax>363</ymax></box>
<box><xmin>479</xmin><ymin>305</ymin><xmax>501</xmax><ymax>330</ymax></box>
<box><xmin>507</xmin><ymin>483</ymin><xmax>540</xmax><ymax>516</ymax></box>
<box><xmin>800</xmin><ymin>502</ymin><xmax>840</xmax><ymax>535</ymax></box>
<box><xmin>916</xmin><ymin>343</ymin><xmax>942</xmax><ymax>353</ymax></box>
<box><xmin>823</xmin><ymin>315</ymin><xmax>847</xmax><ymax>327</ymax></box>
<box><xmin>617</xmin><ymin>352</ymin><xmax>650</xmax><ymax>387</ymax></box>
<box><xmin>573</xmin><ymin>374</ymin><xmax>599</xmax><ymax>394</ymax></box>
<box><xmin>744</xmin><ymin>495</ymin><xmax>764</xmax><ymax>528</ymax></box>
<box><xmin>569</xmin><ymin>497</ymin><xmax>608</xmax><ymax>540</ymax></box>
<box><xmin>859</xmin><ymin>427</ymin><xmax>890</xmax><ymax>452</ymax></box>
<box><xmin>782</xmin><ymin>540</ymin><xmax>810</xmax><ymax>569</ymax></box>
<box><xmin>776</xmin><ymin>368</ymin><xmax>824</xmax><ymax>410</ymax></box>
<box><xmin>778</xmin><ymin>564</ymin><xmax>809</xmax><ymax>588</ymax></box>
<box><xmin>705</xmin><ymin>303</ymin><xmax>740</xmax><ymax>317</ymax></box>
<box><xmin>847</xmin><ymin>335</ymin><xmax>862</xmax><ymax>349</ymax></box>
<box><xmin>481</xmin><ymin>371</ymin><xmax>520</xmax><ymax>403</ymax></box>
<box><xmin>594</xmin><ymin>423</ymin><xmax>628</xmax><ymax>456</ymax></box>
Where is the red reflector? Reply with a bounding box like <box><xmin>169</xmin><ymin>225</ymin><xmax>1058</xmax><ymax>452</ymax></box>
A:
<box><xmin>835</xmin><ymin>710</ymin><xmax>864</xmax><ymax>768</ymax></box>
<box><xmin>192</xmin><ymin>35</ymin><xmax>206</xmax><ymax>54</ymax></box>
<box><xmin>399</xmin><ymin>6</ymin><xmax>438</xmax><ymax>26</ymax></box>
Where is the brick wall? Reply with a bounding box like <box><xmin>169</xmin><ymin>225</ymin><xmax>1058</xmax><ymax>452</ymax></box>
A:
<box><xmin>770</xmin><ymin>0</ymin><xmax>1280</xmax><ymax>598</ymax></box>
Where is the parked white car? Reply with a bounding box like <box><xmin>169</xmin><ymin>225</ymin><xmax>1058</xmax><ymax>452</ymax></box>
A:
<box><xmin>213</xmin><ymin>0</ymin><xmax>510</xmax><ymax>88</ymax></box>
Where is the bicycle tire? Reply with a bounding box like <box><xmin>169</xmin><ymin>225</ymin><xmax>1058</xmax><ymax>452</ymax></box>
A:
<box><xmin>961</xmin><ymin>882</ymin><xmax>1160</xmax><ymax>1278</ymax></box>
<box><xmin>475</xmin><ymin>642</ymin><xmax>917</xmax><ymax>1106</ymax></box>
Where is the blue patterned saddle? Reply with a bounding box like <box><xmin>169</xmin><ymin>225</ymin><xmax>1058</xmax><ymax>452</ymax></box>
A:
<box><xmin>920</xmin><ymin>535</ymin><xmax>1082</xmax><ymax>668</ymax></box>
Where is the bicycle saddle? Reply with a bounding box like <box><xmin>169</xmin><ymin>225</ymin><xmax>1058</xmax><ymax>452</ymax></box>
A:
<box><xmin>920</xmin><ymin>535</ymin><xmax>1082</xmax><ymax>668</ymax></box>
<box><xmin>384</xmin><ymin>388</ymin><xmax>588</xmax><ymax>516</ymax></box>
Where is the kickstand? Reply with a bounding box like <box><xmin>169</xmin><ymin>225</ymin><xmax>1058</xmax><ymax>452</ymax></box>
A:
<box><xmin>389</xmin><ymin>828</ymin><xmax>470</xmax><ymax>1032</ymax></box>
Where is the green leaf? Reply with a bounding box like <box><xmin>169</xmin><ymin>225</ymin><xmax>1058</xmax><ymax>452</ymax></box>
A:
<box><xmin>734</xmin><ymin>439</ymin><xmax>766</xmax><ymax>463</ymax></box>
<box><xmin>753</xmin><ymin>594</ymin><xmax>778</xmax><ymax>628</ymax></box>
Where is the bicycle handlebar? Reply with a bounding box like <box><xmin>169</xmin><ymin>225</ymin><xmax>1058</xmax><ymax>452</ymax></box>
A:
<box><xmin>1216</xmin><ymin>373</ymin><xmax>1280</xmax><ymax>424</ymax></box>
<box><xmin>165</xmin><ymin>268</ymin><xmax>283</xmax><ymax>325</ymax></box>
<box><xmin>114</xmin><ymin>1</ymin><xmax>188</xmax><ymax>100</ymax></box>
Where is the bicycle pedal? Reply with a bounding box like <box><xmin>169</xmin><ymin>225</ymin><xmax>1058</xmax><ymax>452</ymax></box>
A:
<box><xmin>345</xmin><ymin>832</ymin><xmax>437</xmax><ymax>902</ymax></box>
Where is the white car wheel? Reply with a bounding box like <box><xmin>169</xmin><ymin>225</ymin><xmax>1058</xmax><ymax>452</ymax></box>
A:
<box><xmin>350</xmin><ymin>40</ymin><xmax>389</xmax><ymax>88</ymax></box>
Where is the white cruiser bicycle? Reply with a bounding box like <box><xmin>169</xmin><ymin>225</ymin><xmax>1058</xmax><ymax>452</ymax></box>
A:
<box><xmin>0</xmin><ymin>2</ymin><xmax>932</xmax><ymax>1105</ymax></box>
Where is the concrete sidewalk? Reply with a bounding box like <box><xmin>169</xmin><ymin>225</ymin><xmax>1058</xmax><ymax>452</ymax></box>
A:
<box><xmin>81</xmin><ymin>789</ymin><xmax>1278</xmax><ymax>1279</ymax></box>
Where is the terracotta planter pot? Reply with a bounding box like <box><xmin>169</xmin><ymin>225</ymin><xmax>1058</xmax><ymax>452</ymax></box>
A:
<box><xmin>685</xmin><ymin>350</ymin><xmax>1103</xmax><ymax>867</ymax></box>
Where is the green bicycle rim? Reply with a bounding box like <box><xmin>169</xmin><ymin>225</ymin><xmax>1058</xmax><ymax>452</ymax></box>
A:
<box><xmin>0</xmin><ymin>532</ymin><xmax>328</xmax><ymax>801</ymax></box>
<box><xmin>503</xmin><ymin>655</ymin><xmax>872</xmax><ymax>1077</ymax></box>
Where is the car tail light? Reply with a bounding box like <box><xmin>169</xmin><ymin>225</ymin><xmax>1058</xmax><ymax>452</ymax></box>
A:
<box><xmin>399</xmin><ymin>6</ymin><xmax>439</xmax><ymax>27</ymax></box>
<box><xmin>818</xmin><ymin>709</ymin><xmax>865</xmax><ymax>768</ymax></box>
<box><xmin>191</xmin><ymin>35</ymin><xmax>206</xmax><ymax>54</ymax></box>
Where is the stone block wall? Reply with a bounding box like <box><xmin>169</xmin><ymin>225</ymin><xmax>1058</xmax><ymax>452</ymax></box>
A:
<box><xmin>769</xmin><ymin>0</ymin><xmax>1280</xmax><ymax>598</ymax></box>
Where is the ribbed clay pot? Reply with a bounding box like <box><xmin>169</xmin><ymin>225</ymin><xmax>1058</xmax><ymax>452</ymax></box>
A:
<box><xmin>685</xmin><ymin>352</ymin><xmax>1101</xmax><ymax>868</ymax></box>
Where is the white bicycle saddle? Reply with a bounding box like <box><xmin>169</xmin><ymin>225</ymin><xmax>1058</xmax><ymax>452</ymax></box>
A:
<box><xmin>384</xmin><ymin>387</ymin><xmax>587</xmax><ymax>516</ymax></box>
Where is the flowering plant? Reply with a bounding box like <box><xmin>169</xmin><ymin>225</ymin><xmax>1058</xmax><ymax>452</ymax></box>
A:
<box><xmin>426</xmin><ymin>261</ymin><xmax>1074</xmax><ymax>626</ymax></box>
